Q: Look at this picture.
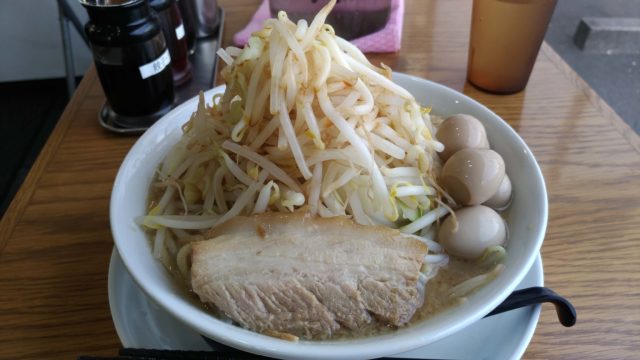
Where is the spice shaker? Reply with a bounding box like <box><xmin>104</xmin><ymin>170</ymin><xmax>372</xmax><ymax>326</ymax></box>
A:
<box><xmin>81</xmin><ymin>0</ymin><xmax>174</xmax><ymax>124</ymax></box>
<box><xmin>150</xmin><ymin>0</ymin><xmax>193</xmax><ymax>86</ymax></box>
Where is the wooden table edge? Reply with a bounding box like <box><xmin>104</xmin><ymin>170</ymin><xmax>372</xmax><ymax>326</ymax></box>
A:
<box><xmin>0</xmin><ymin>72</ymin><xmax>98</xmax><ymax>254</ymax></box>
<box><xmin>540</xmin><ymin>42</ymin><xmax>640</xmax><ymax>153</ymax></box>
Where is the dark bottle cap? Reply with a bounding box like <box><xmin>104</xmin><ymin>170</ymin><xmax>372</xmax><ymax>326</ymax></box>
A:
<box><xmin>82</xmin><ymin>0</ymin><xmax>161</xmax><ymax>47</ymax></box>
<box><xmin>149</xmin><ymin>0</ymin><xmax>174</xmax><ymax>12</ymax></box>
<box><xmin>80</xmin><ymin>0</ymin><xmax>151</xmax><ymax>26</ymax></box>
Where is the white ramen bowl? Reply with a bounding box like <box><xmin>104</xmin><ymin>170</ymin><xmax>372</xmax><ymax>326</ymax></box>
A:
<box><xmin>110</xmin><ymin>73</ymin><xmax>548</xmax><ymax>360</ymax></box>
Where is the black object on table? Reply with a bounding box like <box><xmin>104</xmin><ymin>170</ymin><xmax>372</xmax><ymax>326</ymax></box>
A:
<box><xmin>485</xmin><ymin>286</ymin><xmax>577</xmax><ymax>327</ymax></box>
<box><xmin>84</xmin><ymin>0</ymin><xmax>176</xmax><ymax>124</ymax></box>
<box><xmin>98</xmin><ymin>8</ymin><xmax>225</xmax><ymax>134</ymax></box>
<box><xmin>78</xmin><ymin>348</ymin><xmax>441</xmax><ymax>360</ymax></box>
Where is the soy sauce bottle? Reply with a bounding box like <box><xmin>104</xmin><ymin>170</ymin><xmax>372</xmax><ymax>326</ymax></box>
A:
<box><xmin>150</xmin><ymin>0</ymin><xmax>193</xmax><ymax>86</ymax></box>
<box><xmin>81</xmin><ymin>0</ymin><xmax>174</xmax><ymax>118</ymax></box>
<box><xmin>177</xmin><ymin>0</ymin><xmax>198</xmax><ymax>54</ymax></box>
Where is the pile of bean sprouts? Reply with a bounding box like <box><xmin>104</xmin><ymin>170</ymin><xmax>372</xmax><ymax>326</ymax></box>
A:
<box><xmin>141</xmin><ymin>0</ymin><xmax>455</xmax><ymax>282</ymax></box>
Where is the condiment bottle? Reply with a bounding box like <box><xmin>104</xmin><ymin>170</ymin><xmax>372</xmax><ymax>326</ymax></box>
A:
<box><xmin>176</xmin><ymin>0</ymin><xmax>198</xmax><ymax>54</ymax></box>
<box><xmin>81</xmin><ymin>0</ymin><xmax>175</xmax><ymax>119</ymax></box>
<box><xmin>150</xmin><ymin>0</ymin><xmax>193</xmax><ymax>86</ymax></box>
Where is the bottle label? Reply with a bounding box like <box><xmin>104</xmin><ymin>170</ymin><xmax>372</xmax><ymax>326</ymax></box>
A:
<box><xmin>138</xmin><ymin>49</ymin><xmax>171</xmax><ymax>80</ymax></box>
<box><xmin>176</xmin><ymin>23</ymin><xmax>186</xmax><ymax>40</ymax></box>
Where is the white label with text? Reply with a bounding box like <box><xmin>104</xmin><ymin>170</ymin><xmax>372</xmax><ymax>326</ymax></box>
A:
<box><xmin>138</xmin><ymin>49</ymin><xmax>171</xmax><ymax>79</ymax></box>
<box><xmin>176</xmin><ymin>23</ymin><xmax>185</xmax><ymax>40</ymax></box>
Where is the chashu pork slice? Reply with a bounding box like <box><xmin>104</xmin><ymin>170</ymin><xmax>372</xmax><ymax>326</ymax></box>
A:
<box><xmin>190</xmin><ymin>211</ymin><xmax>428</xmax><ymax>339</ymax></box>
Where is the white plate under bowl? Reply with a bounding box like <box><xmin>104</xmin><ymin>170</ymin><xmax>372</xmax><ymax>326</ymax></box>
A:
<box><xmin>110</xmin><ymin>72</ymin><xmax>548</xmax><ymax>359</ymax></box>
<box><xmin>109</xmin><ymin>249</ymin><xmax>543</xmax><ymax>360</ymax></box>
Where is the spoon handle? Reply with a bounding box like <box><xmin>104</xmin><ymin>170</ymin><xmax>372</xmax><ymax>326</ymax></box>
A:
<box><xmin>485</xmin><ymin>286</ymin><xmax>576</xmax><ymax>327</ymax></box>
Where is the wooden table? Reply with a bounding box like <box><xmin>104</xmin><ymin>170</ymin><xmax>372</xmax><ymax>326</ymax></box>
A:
<box><xmin>1</xmin><ymin>1</ymin><xmax>638</xmax><ymax>359</ymax></box>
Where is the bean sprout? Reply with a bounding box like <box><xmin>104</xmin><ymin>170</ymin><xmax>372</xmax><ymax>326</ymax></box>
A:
<box><xmin>143</xmin><ymin>0</ymin><xmax>449</xmax><ymax>261</ymax></box>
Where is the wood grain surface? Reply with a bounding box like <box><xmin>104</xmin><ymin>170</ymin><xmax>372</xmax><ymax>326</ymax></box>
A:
<box><xmin>1</xmin><ymin>1</ymin><xmax>638</xmax><ymax>359</ymax></box>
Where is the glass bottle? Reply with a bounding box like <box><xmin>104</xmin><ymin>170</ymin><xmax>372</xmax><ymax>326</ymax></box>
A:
<box><xmin>177</xmin><ymin>0</ymin><xmax>198</xmax><ymax>54</ymax></box>
<box><xmin>150</xmin><ymin>0</ymin><xmax>193</xmax><ymax>86</ymax></box>
<box><xmin>81</xmin><ymin>0</ymin><xmax>174</xmax><ymax>119</ymax></box>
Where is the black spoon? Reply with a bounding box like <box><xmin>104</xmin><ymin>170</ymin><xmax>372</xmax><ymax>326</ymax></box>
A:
<box><xmin>484</xmin><ymin>286</ymin><xmax>576</xmax><ymax>327</ymax></box>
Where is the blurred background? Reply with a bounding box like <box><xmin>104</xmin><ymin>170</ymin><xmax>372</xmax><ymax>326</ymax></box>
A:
<box><xmin>0</xmin><ymin>0</ymin><xmax>638</xmax><ymax>216</ymax></box>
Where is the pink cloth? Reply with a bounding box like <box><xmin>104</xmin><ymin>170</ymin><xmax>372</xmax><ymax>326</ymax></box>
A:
<box><xmin>232</xmin><ymin>0</ymin><xmax>405</xmax><ymax>53</ymax></box>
